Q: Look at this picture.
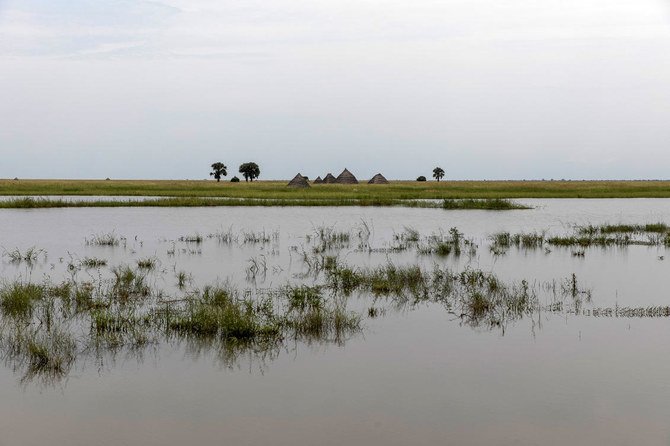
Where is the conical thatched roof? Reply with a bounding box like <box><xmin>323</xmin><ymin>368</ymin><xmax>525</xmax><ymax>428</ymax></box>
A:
<box><xmin>287</xmin><ymin>173</ymin><xmax>310</xmax><ymax>188</ymax></box>
<box><xmin>313</xmin><ymin>176</ymin><xmax>324</xmax><ymax>184</ymax></box>
<box><xmin>335</xmin><ymin>168</ymin><xmax>358</xmax><ymax>184</ymax></box>
<box><xmin>323</xmin><ymin>173</ymin><xmax>337</xmax><ymax>184</ymax></box>
<box><xmin>368</xmin><ymin>173</ymin><xmax>389</xmax><ymax>184</ymax></box>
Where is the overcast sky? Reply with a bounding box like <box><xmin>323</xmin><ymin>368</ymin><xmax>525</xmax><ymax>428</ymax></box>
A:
<box><xmin>2</xmin><ymin>0</ymin><xmax>670</xmax><ymax>180</ymax></box>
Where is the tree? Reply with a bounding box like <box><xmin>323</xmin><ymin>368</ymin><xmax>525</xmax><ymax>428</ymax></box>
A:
<box><xmin>239</xmin><ymin>162</ymin><xmax>260</xmax><ymax>182</ymax></box>
<box><xmin>416</xmin><ymin>176</ymin><xmax>427</xmax><ymax>182</ymax></box>
<box><xmin>432</xmin><ymin>167</ymin><xmax>445</xmax><ymax>182</ymax></box>
<box><xmin>210</xmin><ymin>162</ymin><xmax>227</xmax><ymax>182</ymax></box>
<box><xmin>231</xmin><ymin>176</ymin><xmax>240</xmax><ymax>182</ymax></box>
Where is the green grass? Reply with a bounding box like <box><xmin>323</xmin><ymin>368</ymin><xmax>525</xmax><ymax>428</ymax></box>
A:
<box><xmin>0</xmin><ymin>196</ymin><xmax>528</xmax><ymax>209</ymax></box>
<box><xmin>85</xmin><ymin>232</ymin><xmax>121</xmax><ymax>246</ymax></box>
<box><xmin>0</xmin><ymin>179</ymin><xmax>669</xmax><ymax>198</ymax></box>
<box><xmin>2</xmin><ymin>247</ymin><xmax>45</xmax><ymax>264</ymax></box>
<box><xmin>136</xmin><ymin>257</ymin><xmax>157</xmax><ymax>270</ymax></box>
<box><xmin>111</xmin><ymin>266</ymin><xmax>151</xmax><ymax>301</ymax></box>
<box><xmin>4</xmin><ymin>179</ymin><xmax>670</xmax><ymax>200</ymax></box>
<box><xmin>168</xmin><ymin>286</ymin><xmax>279</xmax><ymax>339</ymax></box>
<box><xmin>0</xmin><ymin>282</ymin><xmax>44</xmax><ymax>318</ymax></box>
<box><xmin>577</xmin><ymin>222</ymin><xmax>670</xmax><ymax>235</ymax></box>
<box><xmin>442</xmin><ymin>198</ymin><xmax>527</xmax><ymax>210</ymax></box>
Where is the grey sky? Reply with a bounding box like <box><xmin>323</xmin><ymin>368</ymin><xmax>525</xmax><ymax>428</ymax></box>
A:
<box><xmin>2</xmin><ymin>0</ymin><xmax>670</xmax><ymax>180</ymax></box>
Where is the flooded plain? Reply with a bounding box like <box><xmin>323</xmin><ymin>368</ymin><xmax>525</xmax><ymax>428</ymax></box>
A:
<box><xmin>1</xmin><ymin>198</ymin><xmax>670</xmax><ymax>446</ymax></box>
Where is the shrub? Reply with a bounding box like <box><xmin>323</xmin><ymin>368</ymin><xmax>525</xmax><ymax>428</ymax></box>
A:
<box><xmin>416</xmin><ymin>176</ymin><xmax>427</xmax><ymax>182</ymax></box>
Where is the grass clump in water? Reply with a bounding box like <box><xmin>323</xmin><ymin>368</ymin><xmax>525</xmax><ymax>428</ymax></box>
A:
<box><xmin>176</xmin><ymin>271</ymin><xmax>190</xmax><ymax>289</ymax></box>
<box><xmin>111</xmin><ymin>266</ymin><xmax>150</xmax><ymax>302</ymax></box>
<box><xmin>136</xmin><ymin>257</ymin><xmax>158</xmax><ymax>270</ymax></box>
<box><xmin>577</xmin><ymin>222</ymin><xmax>670</xmax><ymax>235</ymax></box>
<box><xmin>2</xmin><ymin>247</ymin><xmax>45</xmax><ymax>264</ymax></box>
<box><xmin>489</xmin><ymin>232</ymin><xmax>545</xmax><ymax>254</ymax></box>
<box><xmin>81</xmin><ymin>257</ymin><xmax>107</xmax><ymax>268</ymax></box>
<box><xmin>308</xmin><ymin>226</ymin><xmax>351</xmax><ymax>253</ymax></box>
<box><xmin>0</xmin><ymin>282</ymin><xmax>44</xmax><ymax>318</ymax></box>
<box><xmin>168</xmin><ymin>286</ymin><xmax>279</xmax><ymax>340</ymax></box>
<box><xmin>442</xmin><ymin>198</ymin><xmax>529</xmax><ymax>210</ymax></box>
<box><xmin>86</xmin><ymin>232</ymin><xmax>122</xmax><ymax>247</ymax></box>
<box><xmin>242</xmin><ymin>229</ymin><xmax>277</xmax><ymax>244</ymax></box>
<box><xmin>418</xmin><ymin>228</ymin><xmax>475</xmax><ymax>257</ymax></box>
<box><xmin>179</xmin><ymin>234</ymin><xmax>203</xmax><ymax>244</ymax></box>
<box><xmin>283</xmin><ymin>285</ymin><xmax>360</xmax><ymax>341</ymax></box>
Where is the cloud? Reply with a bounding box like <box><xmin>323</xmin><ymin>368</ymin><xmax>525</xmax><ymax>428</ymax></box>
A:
<box><xmin>2</xmin><ymin>0</ymin><xmax>670</xmax><ymax>179</ymax></box>
<box><xmin>4</xmin><ymin>0</ymin><xmax>670</xmax><ymax>59</ymax></box>
<box><xmin>0</xmin><ymin>0</ymin><xmax>179</xmax><ymax>57</ymax></box>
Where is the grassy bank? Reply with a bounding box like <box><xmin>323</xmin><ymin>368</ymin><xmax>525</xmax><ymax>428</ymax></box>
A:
<box><xmin>2</xmin><ymin>179</ymin><xmax>670</xmax><ymax>199</ymax></box>
<box><xmin>0</xmin><ymin>197</ymin><xmax>528</xmax><ymax>210</ymax></box>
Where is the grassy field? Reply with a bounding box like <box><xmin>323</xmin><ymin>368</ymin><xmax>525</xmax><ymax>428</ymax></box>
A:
<box><xmin>2</xmin><ymin>179</ymin><xmax>670</xmax><ymax>199</ymax></box>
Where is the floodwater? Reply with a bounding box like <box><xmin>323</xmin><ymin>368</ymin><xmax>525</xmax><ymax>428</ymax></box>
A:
<box><xmin>1</xmin><ymin>198</ymin><xmax>670</xmax><ymax>446</ymax></box>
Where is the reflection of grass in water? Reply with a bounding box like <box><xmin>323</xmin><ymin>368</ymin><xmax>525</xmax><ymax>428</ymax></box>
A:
<box><xmin>168</xmin><ymin>286</ymin><xmax>279</xmax><ymax>339</ymax></box>
<box><xmin>283</xmin><ymin>285</ymin><xmax>360</xmax><ymax>342</ymax></box>
<box><xmin>1</xmin><ymin>227</ymin><xmax>669</xmax><ymax>387</ymax></box>
<box><xmin>0</xmin><ymin>196</ymin><xmax>529</xmax><ymax>210</ymax></box>
<box><xmin>417</xmin><ymin>228</ymin><xmax>477</xmax><ymax>257</ymax></box>
<box><xmin>0</xmin><ymin>271</ymin><xmax>364</xmax><ymax>385</ymax></box>
<box><xmin>136</xmin><ymin>257</ymin><xmax>157</xmax><ymax>270</ymax></box>
<box><xmin>2</xmin><ymin>246</ymin><xmax>46</xmax><ymax>265</ymax></box>
<box><xmin>578</xmin><ymin>222</ymin><xmax>670</xmax><ymax>235</ymax></box>
<box><xmin>85</xmin><ymin>232</ymin><xmax>122</xmax><ymax>247</ymax></box>
<box><xmin>442</xmin><ymin>198</ymin><xmax>528</xmax><ymax>210</ymax></box>
<box><xmin>307</xmin><ymin>226</ymin><xmax>351</xmax><ymax>253</ymax></box>
<box><xmin>179</xmin><ymin>234</ymin><xmax>203</xmax><ymax>244</ymax></box>
<box><xmin>324</xmin><ymin>262</ymin><xmax>594</xmax><ymax>330</ymax></box>
<box><xmin>489</xmin><ymin>232</ymin><xmax>545</xmax><ymax>249</ymax></box>
<box><xmin>81</xmin><ymin>257</ymin><xmax>107</xmax><ymax>268</ymax></box>
<box><xmin>176</xmin><ymin>271</ymin><xmax>190</xmax><ymax>289</ymax></box>
<box><xmin>490</xmin><ymin>223</ymin><xmax>670</xmax><ymax>252</ymax></box>
<box><xmin>0</xmin><ymin>325</ymin><xmax>76</xmax><ymax>386</ymax></box>
<box><xmin>242</xmin><ymin>230</ymin><xmax>275</xmax><ymax>244</ymax></box>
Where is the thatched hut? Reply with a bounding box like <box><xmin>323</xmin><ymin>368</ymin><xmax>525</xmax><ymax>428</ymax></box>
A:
<box><xmin>323</xmin><ymin>173</ymin><xmax>337</xmax><ymax>184</ymax></box>
<box><xmin>313</xmin><ymin>176</ymin><xmax>324</xmax><ymax>184</ymax></box>
<box><xmin>287</xmin><ymin>173</ymin><xmax>310</xmax><ymax>188</ymax></box>
<box><xmin>335</xmin><ymin>168</ymin><xmax>359</xmax><ymax>184</ymax></box>
<box><xmin>367</xmin><ymin>173</ymin><xmax>389</xmax><ymax>184</ymax></box>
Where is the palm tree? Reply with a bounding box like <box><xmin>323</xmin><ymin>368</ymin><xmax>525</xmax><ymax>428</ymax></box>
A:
<box><xmin>210</xmin><ymin>162</ymin><xmax>227</xmax><ymax>182</ymax></box>
<box><xmin>239</xmin><ymin>162</ymin><xmax>261</xmax><ymax>182</ymax></box>
<box><xmin>432</xmin><ymin>167</ymin><xmax>445</xmax><ymax>182</ymax></box>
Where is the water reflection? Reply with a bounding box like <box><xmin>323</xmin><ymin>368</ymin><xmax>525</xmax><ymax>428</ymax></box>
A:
<box><xmin>4</xmin><ymin>202</ymin><xmax>670</xmax><ymax>445</ymax></box>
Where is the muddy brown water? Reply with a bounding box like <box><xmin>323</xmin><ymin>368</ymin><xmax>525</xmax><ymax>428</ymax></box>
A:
<box><xmin>1</xmin><ymin>199</ymin><xmax>670</xmax><ymax>446</ymax></box>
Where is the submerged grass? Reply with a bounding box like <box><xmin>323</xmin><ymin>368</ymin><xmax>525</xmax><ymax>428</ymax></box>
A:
<box><xmin>111</xmin><ymin>266</ymin><xmax>151</xmax><ymax>302</ymax></box>
<box><xmin>0</xmin><ymin>196</ymin><xmax>528</xmax><ymax>210</ymax></box>
<box><xmin>136</xmin><ymin>257</ymin><xmax>158</xmax><ymax>270</ymax></box>
<box><xmin>0</xmin><ymin>282</ymin><xmax>44</xmax><ymax>318</ymax></box>
<box><xmin>442</xmin><ymin>198</ymin><xmax>528</xmax><ymax>210</ymax></box>
<box><xmin>282</xmin><ymin>285</ymin><xmax>360</xmax><ymax>341</ymax></box>
<box><xmin>2</xmin><ymin>247</ymin><xmax>46</xmax><ymax>264</ymax></box>
<box><xmin>577</xmin><ymin>222</ymin><xmax>670</xmax><ymax>235</ymax></box>
<box><xmin>3</xmin><ymin>219</ymin><xmax>670</xmax><ymax>385</ymax></box>
<box><xmin>81</xmin><ymin>257</ymin><xmax>108</xmax><ymax>268</ymax></box>
<box><xmin>86</xmin><ymin>232</ymin><xmax>122</xmax><ymax>247</ymax></box>
<box><xmin>1</xmin><ymin>326</ymin><xmax>76</xmax><ymax>383</ymax></box>
<box><xmin>489</xmin><ymin>222</ymin><xmax>670</xmax><ymax>251</ymax></box>
<box><xmin>307</xmin><ymin>226</ymin><xmax>351</xmax><ymax>253</ymax></box>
